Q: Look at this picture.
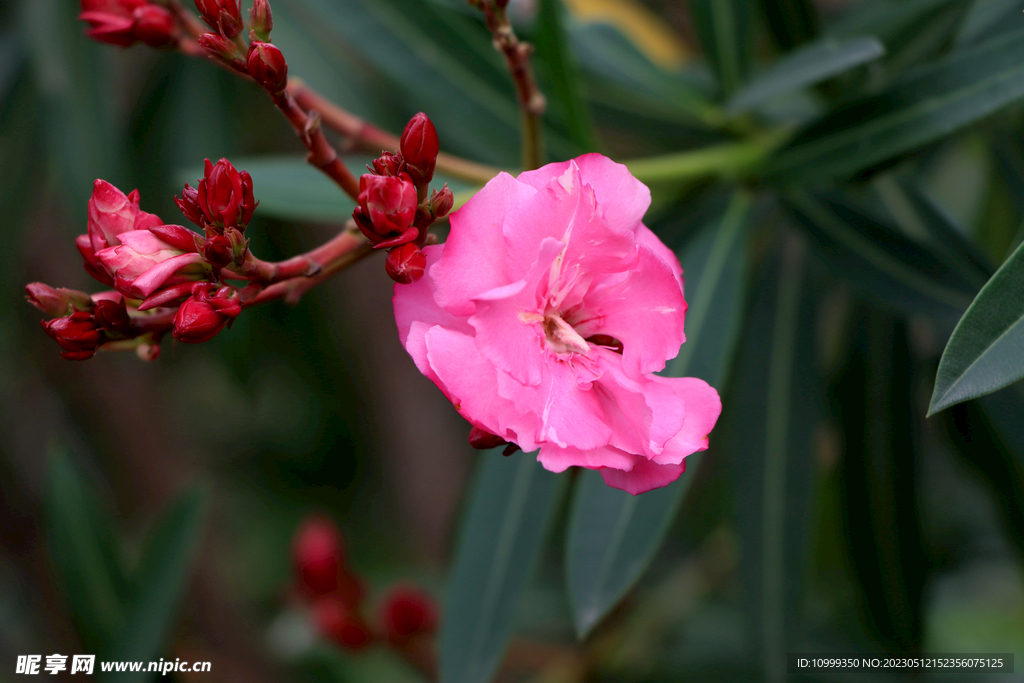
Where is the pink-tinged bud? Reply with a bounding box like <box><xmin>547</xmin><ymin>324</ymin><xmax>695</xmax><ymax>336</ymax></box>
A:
<box><xmin>400</xmin><ymin>113</ymin><xmax>439</xmax><ymax>186</ymax></box>
<box><xmin>357</xmin><ymin>174</ymin><xmax>417</xmax><ymax>242</ymax></box>
<box><xmin>138</xmin><ymin>282</ymin><xmax>195</xmax><ymax>311</ymax></box>
<box><xmin>132</xmin><ymin>5</ymin><xmax>179</xmax><ymax>48</ymax></box>
<box><xmin>428</xmin><ymin>184</ymin><xmax>454</xmax><ymax>219</ymax></box>
<box><xmin>93</xmin><ymin>298</ymin><xmax>132</xmax><ymax>334</ymax></box>
<box><xmin>379</xmin><ymin>586</ymin><xmax>438</xmax><ymax>647</ymax></box>
<box><xmin>171</xmin><ymin>284</ymin><xmax>241</xmax><ymax>344</ymax></box>
<box><xmin>247</xmin><ymin>42</ymin><xmax>287</xmax><ymax>94</ymax></box>
<box><xmin>25</xmin><ymin>284</ymin><xmax>86</xmax><ymax>318</ymax></box>
<box><xmin>312</xmin><ymin>597</ymin><xmax>373</xmax><ymax>651</ymax></box>
<box><xmin>468</xmin><ymin>425</ymin><xmax>507</xmax><ymax>450</ymax></box>
<box><xmin>370</xmin><ymin>151</ymin><xmax>404</xmax><ymax>177</ymax></box>
<box><xmin>385</xmin><ymin>244</ymin><xmax>426</xmax><ymax>284</ymax></box>
<box><xmin>197</xmin><ymin>32</ymin><xmax>243</xmax><ymax>64</ymax></box>
<box><xmin>175</xmin><ymin>184</ymin><xmax>204</xmax><ymax>227</ymax></box>
<box><xmin>249</xmin><ymin>0</ymin><xmax>273</xmax><ymax>41</ymax></box>
<box><xmin>42</xmin><ymin>311</ymin><xmax>102</xmax><ymax>361</ymax></box>
<box><xmin>194</xmin><ymin>0</ymin><xmax>242</xmax><ymax>38</ymax></box>
<box><xmin>96</xmin><ymin>228</ymin><xmax>207</xmax><ymax>299</ymax></box>
<box><xmin>197</xmin><ymin>158</ymin><xmax>258</xmax><ymax>230</ymax></box>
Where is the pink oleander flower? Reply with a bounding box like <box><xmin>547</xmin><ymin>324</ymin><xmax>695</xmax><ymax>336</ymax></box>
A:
<box><xmin>77</xmin><ymin>179</ymin><xmax>164</xmax><ymax>285</ymax></box>
<box><xmin>393</xmin><ymin>154</ymin><xmax>722</xmax><ymax>495</ymax></box>
<box><xmin>96</xmin><ymin>227</ymin><xmax>207</xmax><ymax>299</ymax></box>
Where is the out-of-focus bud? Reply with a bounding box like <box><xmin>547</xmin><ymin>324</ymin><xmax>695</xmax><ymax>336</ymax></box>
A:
<box><xmin>427</xmin><ymin>184</ymin><xmax>454</xmax><ymax>220</ymax></box>
<box><xmin>356</xmin><ymin>174</ymin><xmax>418</xmax><ymax>246</ymax></box>
<box><xmin>312</xmin><ymin>597</ymin><xmax>374</xmax><ymax>651</ymax></box>
<box><xmin>379</xmin><ymin>586</ymin><xmax>438</xmax><ymax>647</ymax></box>
<box><xmin>171</xmin><ymin>284</ymin><xmax>241</xmax><ymax>344</ymax></box>
<box><xmin>293</xmin><ymin>516</ymin><xmax>344</xmax><ymax>597</ymax></box>
<box><xmin>249</xmin><ymin>0</ymin><xmax>273</xmax><ymax>41</ymax></box>
<box><xmin>247</xmin><ymin>42</ymin><xmax>287</xmax><ymax>94</ymax></box>
<box><xmin>42</xmin><ymin>312</ymin><xmax>103</xmax><ymax>361</ymax></box>
<box><xmin>175</xmin><ymin>184</ymin><xmax>205</xmax><ymax>227</ymax></box>
<box><xmin>131</xmin><ymin>5</ymin><xmax>179</xmax><ymax>47</ymax></box>
<box><xmin>197</xmin><ymin>159</ymin><xmax>258</xmax><ymax>231</ymax></box>
<box><xmin>370</xmin><ymin>151</ymin><xmax>404</xmax><ymax>177</ymax></box>
<box><xmin>93</xmin><ymin>298</ymin><xmax>132</xmax><ymax>334</ymax></box>
<box><xmin>468</xmin><ymin>425</ymin><xmax>507</xmax><ymax>450</ymax></box>
<box><xmin>399</xmin><ymin>113</ymin><xmax>439</xmax><ymax>186</ymax></box>
<box><xmin>385</xmin><ymin>244</ymin><xmax>426</xmax><ymax>285</ymax></box>
<box><xmin>25</xmin><ymin>284</ymin><xmax>91</xmax><ymax>318</ymax></box>
<box><xmin>195</xmin><ymin>0</ymin><xmax>242</xmax><ymax>38</ymax></box>
<box><xmin>197</xmin><ymin>32</ymin><xmax>244</xmax><ymax>65</ymax></box>
<box><xmin>80</xmin><ymin>0</ymin><xmax>145</xmax><ymax>47</ymax></box>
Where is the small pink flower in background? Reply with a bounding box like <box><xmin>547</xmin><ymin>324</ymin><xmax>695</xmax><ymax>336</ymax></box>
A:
<box><xmin>393</xmin><ymin>154</ymin><xmax>721</xmax><ymax>495</ymax></box>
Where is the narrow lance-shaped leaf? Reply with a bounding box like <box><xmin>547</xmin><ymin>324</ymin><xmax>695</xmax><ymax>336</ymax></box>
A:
<box><xmin>767</xmin><ymin>27</ymin><xmax>1024</xmax><ymax>182</ymax></box>
<box><xmin>691</xmin><ymin>0</ymin><xmax>753</xmax><ymax>97</ymax></box>
<box><xmin>760</xmin><ymin>0</ymin><xmax>820</xmax><ymax>51</ymax></box>
<box><xmin>565</xmin><ymin>191</ymin><xmax>752</xmax><ymax>639</ymax></box>
<box><xmin>102</xmin><ymin>484</ymin><xmax>210</xmax><ymax>683</ymax></box>
<box><xmin>534</xmin><ymin>0</ymin><xmax>598</xmax><ymax>153</ymax></box>
<box><xmin>731</xmin><ymin>231</ymin><xmax>818</xmax><ymax>680</ymax></box>
<box><xmin>440</xmin><ymin>453</ymin><xmax>565</xmax><ymax>683</ymax></box>
<box><xmin>929</xmin><ymin>239</ymin><xmax>1024</xmax><ymax>414</ymax></box>
<box><xmin>726</xmin><ymin>36</ymin><xmax>884</xmax><ymax>115</ymax></box>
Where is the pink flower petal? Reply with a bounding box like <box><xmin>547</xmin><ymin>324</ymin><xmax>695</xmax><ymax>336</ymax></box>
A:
<box><xmin>649</xmin><ymin>376</ymin><xmax>721</xmax><ymax>465</ymax></box>
<box><xmin>127</xmin><ymin>252</ymin><xmax>206</xmax><ymax>298</ymax></box>
<box><xmin>599</xmin><ymin>457</ymin><xmax>686</xmax><ymax>495</ymax></box>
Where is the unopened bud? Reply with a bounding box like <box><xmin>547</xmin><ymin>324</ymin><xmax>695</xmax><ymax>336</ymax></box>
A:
<box><xmin>132</xmin><ymin>5</ymin><xmax>179</xmax><ymax>48</ymax></box>
<box><xmin>171</xmin><ymin>283</ymin><xmax>241</xmax><ymax>344</ymax></box>
<box><xmin>399</xmin><ymin>113</ymin><xmax>439</xmax><ymax>186</ymax></box>
<box><xmin>247</xmin><ymin>42</ymin><xmax>287</xmax><ymax>94</ymax></box>
<box><xmin>249</xmin><ymin>0</ymin><xmax>273</xmax><ymax>41</ymax></box>
<box><xmin>371</xmin><ymin>151</ymin><xmax>405</xmax><ymax>177</ymax></box>
<box><xmin>175</xmin><ymin>184</ymin><xmax>204</xmax><ymax>227</ymax></box>
<box><xmin>312</xmin><ymin>597</ymin><xmax>373</xmax><ymax>651</ymax></box>
<box><xmin>198</xmin><ymin>32</ymin><xmax>243</xmax><ymax>64</ymax></box>
<box><xmin>202</xmin><ymin>233</ymin><xmax>234</xmax><ymax>267</ymax></box>
<box><xmin>195</xmin><ymin>0</ymin><xmax>242</xmax><ymax>38</ymax></box>
<box><xmin>380</xmin><ymin>586</ymin><xmax>438</xmax><ymax>647</ymax></box>
<box><xmin>197</xmin><ymin>158</ymin><xmax>258</xmax><ymax>230</ymax></box>
<box><xmin>93</xmin><ymin>298</ymin><xmax>132</xmax><ymax>334</ymax></box>
<box><xmin>356</xmin><ymin>174</ymin><xmax>417</xmax><ymax>244</ymax></box>
<box><xmin>26</xmin><ymin>284</ymin><xmax>86</xmax><ymax>317</ymax></box>
<box><xmin>293</xmin><ymin>516</ymin><xmax>344</xmax><ymax>597</ymax></box>
<box><xmin>468</xmin><ymin>425</ymin><xmax>507</xmax><ymax>450</ymax></box>
<box><xmin>428</xmin><ymin>184</ymin><xmax>454</xmax><ymax>219</ymax></box>
<box><xmin>42</xmin><ymin>312</ymin><xmax>102</xmax><ymax>361</ymax></box>
<box><xmin>385</xmin><ymin>244</ymin><xmax>426</xmax><ymax>284</ymax></box>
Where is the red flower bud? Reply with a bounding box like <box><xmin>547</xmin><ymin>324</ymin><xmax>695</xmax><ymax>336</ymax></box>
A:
<box><xmin>468</xmin><ymin>425</ymin><xmax>508</xmax><ymax>450</ymax></box>
<box><xmin>175</xmin><ymin>184</ymin><xmax>205</xmax><ymax>227</ymax></box>
<box><xmin>356</xmin><ymin>174</ymin><xmax>417</xmax><ymax>244</ymax></box>
<box><xmin>312</xmin><ymin>596</ymin><xmax>373</xmax><ymax>651</ymax></box>
<box><xmin>399</xmin><ymin>113</ymin><xmax>439</xmax><ymax>186</ymax></box>
<box><xmin>202</xmin><ymin>234</ymin><xmax>234</xmax><ymax>267</ymax></box>
<box><xmin>194</xmin><ymin>0</ymin><xmax>242</xmax><ymax>38</ymax></box>
<box><xmin>197</xmin><ymin>32</ymin><xmax>243</xmax><ymax>64</ymax></box>
<box><xmin>249</xmin><ymin>0</ymin><xmax>273</xmax><ymax>41</ymax></box>
<box><xmin>428</xmin><ymin>184</ymin><xmax>454</xmax><ymax>220</ymax></box>
<box><xmin>293</xmin><ymin>516</ymin><xmax>345</xmax><ymax>597</ymax></box>
<box><xmin>42</xmin><ymin>311</ymin><xmax>103</xmax><ymax>361</ymax></box>
<box><xmin>93</xmin><ymin>298</ymin><xmax>132</xmax><ymax>334</ymax></box>
<box><xmin>379</xmin><ymin>586</ymin><xmax>438</xmax><ymax>647</ymax></box>
<box><xmin>132</xmin><ymin>5</ymin><xmax>179</xmax><ymax>48</ymax></box>
<box><xmin>80</xmin><ymin>0</ymin><xmax>145</xmax><ymax>47</ymax></box>
<box><xmin>197</xmin><ymin>158</ymin><xmax>258</xmax><ymax>231</ymax></box>
<box><xmin>171</xmin><ymin>284</ymin><xmax>241</xmax><ymax>344</ymax></box>
<box><xmin>247</xmin><ymin>42</ymin><xmax>287</xmax><ymax>94</ymax></box>
<box><xmin>370</xmin><ymin>151</ymin><xmax>405</xmax><ymax>177</ymax></box>
<box><xmin>25</xmin><ymin>284</ymin><xmax>89</xmax><ymax>318</ymax></box>
<box><xmin>385</xmin><ymin>243</ymin><xmax>426</xmax><ymax>285</ymax></box>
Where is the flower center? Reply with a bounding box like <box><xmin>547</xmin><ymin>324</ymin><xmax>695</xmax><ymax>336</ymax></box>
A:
<box><xmin>543</xmin><ymin>312</ymin><xmax>589</xmax><ymax>355</ymax></box>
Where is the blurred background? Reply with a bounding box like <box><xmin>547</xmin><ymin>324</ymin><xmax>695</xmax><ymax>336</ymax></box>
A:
<box><xmin>2</xmin><ymin>0</ymin><xmax>1024</xmax><ymax>681</ymax></box>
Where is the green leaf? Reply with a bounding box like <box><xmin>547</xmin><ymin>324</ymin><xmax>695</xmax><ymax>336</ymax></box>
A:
<box><xmin>767</xmin><ymin>27</ymin><xmax>1024</xmax><ymax>182</ymax></box>
<box><xmin>828</xmin><ymin>0</ymin><xmax>957</xmax><ymax>43</ymax></box>
<box><xmin>535</xmin><ymin>0</ymin><xmax>598</xmax><ymax>153</ymax></box>
<box><xmin>691</xmin><ymin>0</ymin><xmax>754</xmax><ymax>97</ymax></box>
<box><xmin>786</xmin><ymin>191</ymin><xmax>975</xmax><ymax>320</ymax></box>
<box><xmin>929</xmin><ymin>239</ymin><xmax>1024</xmax><ymax>413</ymax></box>
<box><xmin>565</xmin><ymin>191</ymin><xmax>752</xmax><ymax>639</ymax></box>
<box><xmin>955</xmin><ymin>0</ymin><xmax>1022</xmax><ymax>47</ymax></box>
<box><xmin>731</xmin><ymin>232</ymin><xmax>819</xmax><ymax>678</ymax></box>
<box><xmin>103</xmin><ymin>484</ymin><xmax>210</xmax><ymax>683</ymax></box>
<box><xmin>178</xmin><ymin>155</ymin><xmax>476</xmax><ymax>223</ymax></box>
<box><xmin>440</xmin><ymin>453</ymin><xmax>565</xmax><ymax>683</ymax></box>
<box><xmin>760</xmin><ymin>0</ymin><xmax>820</xmax><ymax>51</ymax></box>
<box><xmin>726</xmin><ymin>37</ymin><xmax>884</xmax><ymax>114</ymax></box>
<box><xmin>45</xmin><ymin>451</ymin><xmax>131</xmax><ymax>654</ymax></box>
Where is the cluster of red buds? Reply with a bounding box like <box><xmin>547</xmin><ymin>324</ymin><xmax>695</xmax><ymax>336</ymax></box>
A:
<box><xmin>79</xmin><ymin>0</ymin><xmax>180</xmax><ymax>49</ymax></box>
<box><xmin>26</xmin><ymin>159</ymin><xmax>311</xmax><ymax>360</ymax></box>
<box><xmin>354</xmin><ymin>114</ymin><xmax>454</xmax><ymax>285</ymax></box>
<box><xmin>291</xmin><ymin>517</ymin><xmax>438</xmax><ymax>670</ymax></box>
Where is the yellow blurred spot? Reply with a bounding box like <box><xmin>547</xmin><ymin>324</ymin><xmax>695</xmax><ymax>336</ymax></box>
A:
<box><xmin>562</xmin><ymin>0</ymin><xmax>689</xmax><ymax>68</ymax></box>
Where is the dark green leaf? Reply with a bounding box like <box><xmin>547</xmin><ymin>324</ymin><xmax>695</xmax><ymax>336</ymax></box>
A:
<box><xmin>691</xmin><ymin>0</ymin><xmax>754</xmax><ymax>97</ymax></box>
<box><xmin>565</xmin><ymin>192</ymin><xmax>752</xmax><ymax>639</ymax></box>
<box><xmin>786</xmin><ymin>191</ymin><xmax>975</xmax><ymax>320</ymax></box>
<box><xmin>767</xmin><ymin>27</ymin><xmax>1024</xmax><ymax>182</ymax></box>
<box><xmin>104</xmin><ymin>484</ymin><xmax>210</xmax><ymax>683</ymax></box>
<box><xmin>760</xmin><ymin>0</ymin><xmax>820</xmax><ymax>51</ymax></box>
<box><xmin>727</xmin><ymin>36</ymin><xmax>884</xmax><ymax>114</ymax></box>
<box><xmin>955</xmin><ymin>0</ymin><xmax>1023</xmax><ymax>47</ymax></box>
<box><xmin>732</xmin><ymin>232</ymin><xmax>818</xmax><ymax>677</ymax></box>
<box><xmin>829</xmin><ymin>0</ymin><xmax>957</xmax><ymax>43</ymax></box>
<box><xmin>929</xmin><ymin>239</ymin><xmax>1024</xmax><ymax>413</ymax></box>
<box><xmin>535</xmin><ymin>0</ymin><xmax>598</xmax><ymax>152</ymax></box>
<box><xmin>45</xmin><ymin>452</ymin><xmax>130</xmax><ymax>654</ymax></box>
<box><xmin>440</xmin><ymin>453</ymin><xmax>565</xmax><ymax>683</ymax></box>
